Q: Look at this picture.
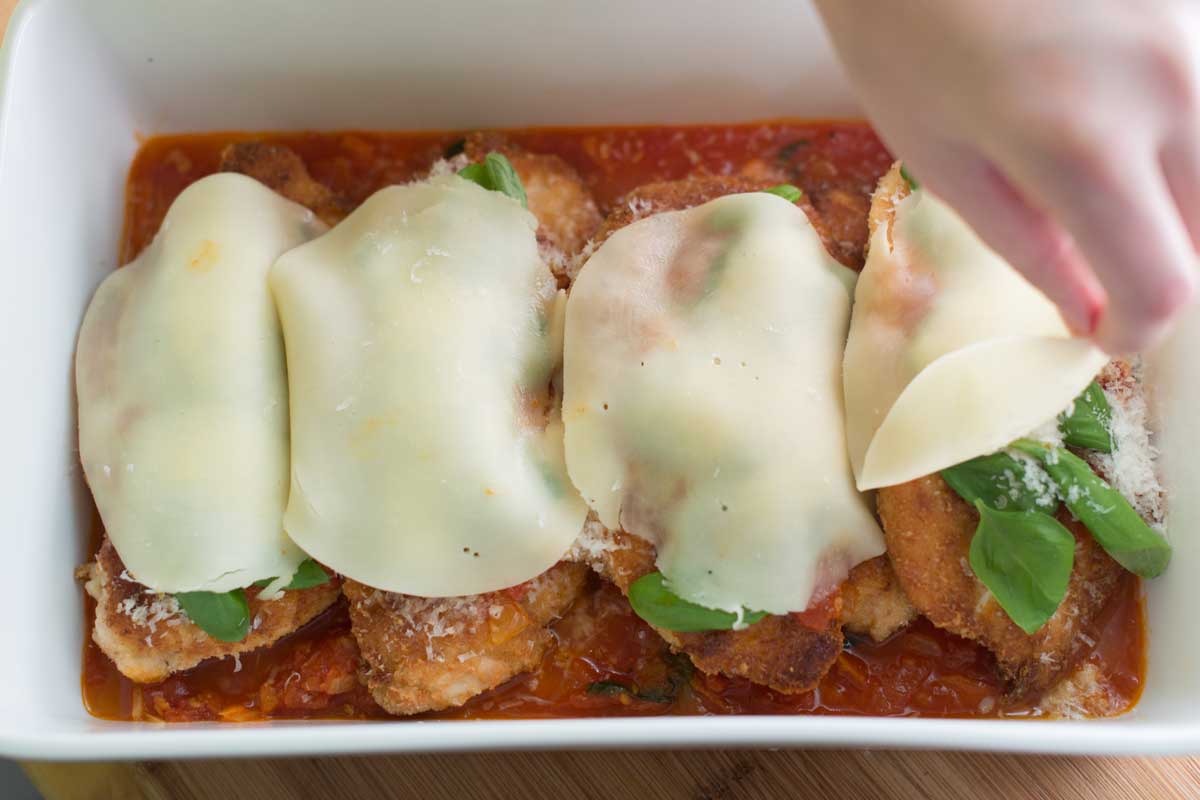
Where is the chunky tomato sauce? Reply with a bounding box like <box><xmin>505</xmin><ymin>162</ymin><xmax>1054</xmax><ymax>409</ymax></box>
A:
<box><xmin>85</xmin><ymin>121</ymin><xmax>1145</xmax><ymax>722</ymax></box>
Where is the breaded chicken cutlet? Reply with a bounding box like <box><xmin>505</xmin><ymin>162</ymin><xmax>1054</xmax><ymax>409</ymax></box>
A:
<box><xmin>219</xmin><ymin>142</ymin><xmax>352</xmax><ymax>226</ymax></box>
<box><xmin>81</xmin><ymin>538</ymin><xmax>341</xmax><ymax>683</ymax></box>
<box><xmin>220</xmin><ymin>137</ymin><xmax>602</xmax><ymax>715</ymax></box>
<box><xmin>343</xmin><ymin>563</ymin><xmax>589</xmax><ymax>715</ymax></box>
<box><xmin>346</xmin><ymin>137</ymin><xmax>599</xmax><ymax>714</ymax></box>
<box><xmin>563</xmin><ymin>176</ymin><xmax>910</xmax><ymax>691</ymax></box>
<box><xmin>840</xmin><ymin>556</ymin><xmax>918</xmax><ymax>643</ymax></box>
<box><xmin>868</xmin><ymin>163</ymin><xmax>1134</xmax><ymax>701</ymax></box>
<box><xmin>568</xmin><ymin>519</ymin><xmax>844</xmax><ymax>693</ymax></box>
<box><xmin>879</xmin><ymin>477</ymin><xmax>1128</xmax><ymax>701</ymax></box>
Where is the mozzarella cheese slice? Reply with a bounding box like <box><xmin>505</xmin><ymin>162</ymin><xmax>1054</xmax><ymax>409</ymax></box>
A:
<box><xmin>844</xmin><ymin>186</ymin><xmax>1109</xmax><ymax>491</ymax></box>
<box><xmin>76</xmin><ymin>173</ymin><xmax>323</xmax><ymax>593</ymax></box>
<box><xmin>563</xmin><ymin>192</ymin><xmax>884</xmax><ymax>615</ymax></box>
<box><xmin>270</xmin><ymin>175</ymin><xmax>586</xmax><ymax>596</ymax></box>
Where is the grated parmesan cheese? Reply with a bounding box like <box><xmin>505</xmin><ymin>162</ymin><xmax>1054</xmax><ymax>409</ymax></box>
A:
<box><xmin>1087</xmin><ymin>359</ymin><xmax>1165</xmax><ymax>525</ymax></box>
<box><xmin>566</xmin><ymin>517</ymin><xmax>628</xmax><ymax>571</ymax></box>
<box><xmin>626</xmin><ymin>197</ymin><xmax>654</xmax><ymax>221</ymax></box>
<box><xmin>371</xmin><ymin>592</ymin><xmax>487</xmax><ymax>663</ymax></box>
<box><xmin>1036</xmin><ymin>662</ymin><xmax>1123</xmax><ymax>719</ymax></box>
<box><xmin>567</xmin><ymin>238</ymin><xmax>599</xmax><ymax>282</ymax></box>
<box><xmin>118</xmin><ymin>591</ymin><xmax>182</xmax><ymax>634</ymax></box>
<box><xmin>426</xmin><ymin>154</ymin><xmax>470</xmax><ymax>178</ymax></box>
<box><xmin>539</xmin><ymin>241</ymin><xmax>568</xmax><ymax>280</ymax></box>
<box><xmin>1006</xmin><ymin>449</ymin><xmax>1061</xmax><ymax>508</ymax></box>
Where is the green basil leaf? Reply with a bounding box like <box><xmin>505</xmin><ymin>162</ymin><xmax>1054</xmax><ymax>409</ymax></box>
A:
<box><xmin>968</xmin><ymin>500</ymin><xmax>1075</xmax><ymax>634</ymax></box>
<box><xmin>1058</xmin><ymin>381</ymin><xmax>1113</xmax><ymax>452</ymax></box>
<box><xmin>584</xmin><ymin>653</ymin><xmax>693</xmax><ymax>704</ymax></box>
<box><xmin>484</xmin><ymin>152</ymin><xmax>528</xmax><ymax>208</ymax></box>
<box><xmin>457</xmin><ymin>162</ymin><xmax>489</xmax><ymax>185</ymax></box>
<box><xmin>648</xmin><ymin>651</ymin><xmax>695</xmax><ymax>702</ymax></box>
<box><xmin>457</xmin><ymin>152</ymin><xmax>528</xmax><ymax>207</ymax></box>
<box><xmin>174</xmin><ymin>588</ymin><xmax>251</xmax><ymax>643</ymax></box>
<box><xmin>632</xmin><ymin>686</ymin><xmax>675</xmax><ymax>704</ymax></box>
<box><xmin>252</xmin><ymin>558</ymin><xmax>331</xmax><ymax>591</ymax></box>
<box><xmin>900</xmin><ymin>163</ymin><xmax>920</xmax><ymax>190</ymax></box>
<box><xmin>282</xmin><ymin>559</ymin><xmax>332</xmax><ymax>590</ymax></box>
<box><xmin>1012</xmin><ymin>440</ymin><xmax>1172</xmax><ymax>577</ymax></box>
<box><xmin>628</xmin><ymin>572</ymin><xmax>767</xmax><ymax>632</ymax></box>
<box><xmin>763</xmin><ymin>184</ymin><xmax>802</xmax><ymax>203</ymax></box>
<box><xmin>942</xmin><ymin>451</ymin><xmax>1051</xmax><ymax>513</ymax></box>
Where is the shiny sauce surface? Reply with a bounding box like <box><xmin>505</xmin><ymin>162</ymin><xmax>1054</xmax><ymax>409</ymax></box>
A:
<box><xmin>85</xmin><ymin>122</ymin><xmax>1145</xmax><ymax>722</ymax></box>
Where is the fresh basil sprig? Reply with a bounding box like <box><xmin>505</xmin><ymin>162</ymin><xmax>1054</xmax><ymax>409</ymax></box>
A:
<box><xmin>938</xmin><ymin>373</ymin><xmax>1173</xmax><ymax>633</ymax></box>
<box><xmin>1012</xmin><ymin>440</ymin><xmax>1171</xmax><ymax>577</ymax></box>
<box><xmin>1057</xmin><ymin>381</ymin><xmax>1113</xmax><ymax>452</ymax></box>
<box><xmin>900</xmin><ymin>164</ymin><xmax>920</xmax><ymax>191</ymax></box>
<box><xmin>763</xmin><ymin>184</ymin><xmax>803</xmax><ymax>203</ymax></box>
<box><xmin>175</xmin><ymin>588</ymin><xmax>251</xmax><ymax>643</ymax></box>
<box><xmin>628</xmin><ymin>572</ymin><xmax>767</xmax><ymax>632</ymax></box>
<box><xmin>968</xmin><ymin>500</ymin><xmax>1075</xmax><ymax>634</ymax></box>
<box><xmin>941</xmin><ymin>451</ymin><xmax>1050</xmax><ymax>513</ymax></box>
<box><xmin>253</xmin><ymin>558</ymin><xmax>331</xmax><ymax>591</ymax></box>
<box><xmin>458</xmin><ymin>152</ymin><xmax>528</xmax><ymax>207</ymax></box>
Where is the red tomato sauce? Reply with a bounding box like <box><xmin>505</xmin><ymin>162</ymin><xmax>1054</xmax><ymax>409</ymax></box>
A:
<box><xmin>85</xmin><ymin>122</ymin><xmax>1145</xmax><ymax>722</ymax></box>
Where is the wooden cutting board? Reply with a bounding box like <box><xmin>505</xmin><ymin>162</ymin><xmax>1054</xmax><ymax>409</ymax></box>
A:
<box><xmin>19</xmin><ymin>750</ymin><xmax>1200</xmax><ymax>800</ymax></box>
<box><xmin>5</xmin><ymin>1</ymin><xmax>1199</xmax><ymax>797</ymax></box>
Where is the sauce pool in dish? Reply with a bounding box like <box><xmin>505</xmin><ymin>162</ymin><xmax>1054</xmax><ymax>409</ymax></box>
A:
<box><xmin>84</xmin><ymin>121</ymin><xmax>1146</xmax><ymax>722</ymax></box>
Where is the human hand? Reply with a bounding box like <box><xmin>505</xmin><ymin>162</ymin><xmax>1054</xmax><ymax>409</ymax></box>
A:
<box><xmin>814</xmin><ymin>0</ymin><xmax>1200</xmax><ymax>354</ymax></box>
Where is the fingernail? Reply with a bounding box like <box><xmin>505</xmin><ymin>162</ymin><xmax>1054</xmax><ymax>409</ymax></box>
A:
<box><xmin>1063</xmin><ymin>286</ymin><xmax>1106</xmax><ymax>337</ymax></box>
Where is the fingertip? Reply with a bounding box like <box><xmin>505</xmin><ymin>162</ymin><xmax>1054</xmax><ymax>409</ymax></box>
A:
<box><xmin>1069</xmin><ymin>286</ymin><xmax>1107</xmax><ymax>338</ymax></box>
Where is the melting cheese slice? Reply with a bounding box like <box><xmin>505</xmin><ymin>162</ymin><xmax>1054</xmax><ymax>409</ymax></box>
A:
<box><xmin>270</xmin><ymin>176</ymin><xmax>587</xmax><ymax>596</ymax></box>
<box><xmin>563</xmin><ymin>192</ymin><xmax>884</xmax><ymax>616</ymax></box>
<box><xmin>844</xmin><ymin>186</ymin><xmax>1109</xmax><ymax>491</ymax></box>
<box><xmin>76</xmin><ymin>173</ymin><xmax>323</xmax><ymax>593</ymax></box>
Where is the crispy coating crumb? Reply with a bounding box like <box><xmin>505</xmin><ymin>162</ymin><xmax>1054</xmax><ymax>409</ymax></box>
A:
<box><xmin>218</xmin><ymin>141</ymin><xmax>352</xmax><ymax>226</ymax></box>
<box><xmin>569</xmin><ymin>518</ymin><xmax>843</xmax><ymax>693</ymax></box>
<box><xmin>80</xmin><ymin>538</ymin><xmax>340</xmax><ymax>684</ymax></box>
<box><xmin>839</xmin><ymin>556</ymin><xmax>917</xmax><ymax>642</ymax></box>
<box><xmin>866</xmin><ymin>161</ymin><xmax>909</xmax><ymax>250</ymax></box>
<box><xmin>344</xmin><ymin>562</ymin><xmax>589</xmax><ymax>716</ymax></box>
<box><xmin>878</xmin><ymin>475</ymin><xmax>1124</xmax><ymax>701</ymax></box>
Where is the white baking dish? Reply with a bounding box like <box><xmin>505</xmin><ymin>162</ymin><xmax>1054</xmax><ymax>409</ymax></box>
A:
<box><xmin>1</xmin><ymin>0</ymin><xmax>1198</xmax><ymax>760</ymax></box>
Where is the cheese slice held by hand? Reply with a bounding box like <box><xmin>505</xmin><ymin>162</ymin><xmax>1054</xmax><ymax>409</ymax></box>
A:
<box><xmin>76</xmin><ymin>173</ymin><xmax>324</xmax><ymax>593</ymax></box>
<box><xmin>271</xmin><ymin>176</ymin><xmax>586</xmax><ymax>597</ymax></box>
<box><xmin>563</xmin><ymin>192</ymin><xmax>884</xmax><ymax>616</ymax></box>
<box><xmin>843</xmin><ymin>169</ymin><xmax>1109</xmax><ymax>491</ymax></box>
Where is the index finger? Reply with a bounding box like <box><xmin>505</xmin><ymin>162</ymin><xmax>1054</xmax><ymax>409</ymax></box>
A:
<box><xmin>1018</xmin><ymin>148</ymin><xmax>1198</xmax><ymax>354</ymax></box>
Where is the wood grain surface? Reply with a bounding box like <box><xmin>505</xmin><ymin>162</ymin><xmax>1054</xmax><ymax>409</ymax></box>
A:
<box><xmin>20</xmin><ymin>750</ymin><xmax>1200</xmax><ymax>800</ymax></box>
<box><xmin>6</xmin><ymin>1</ymin><xmax>1200</xmax><ymax>797</ymax></box>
